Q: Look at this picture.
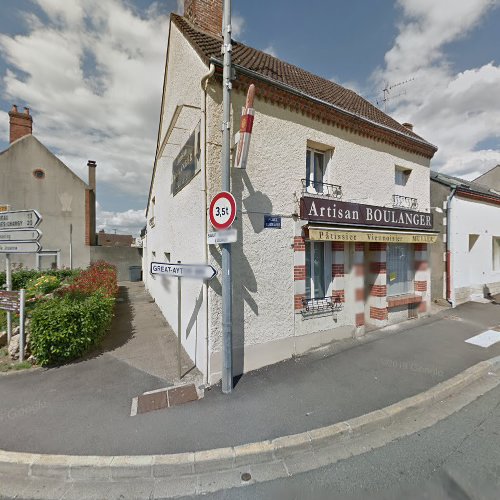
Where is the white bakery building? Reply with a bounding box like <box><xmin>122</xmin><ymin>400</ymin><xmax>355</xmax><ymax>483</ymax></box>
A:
<box><xmin>143</xmin><ymin>0</ymin><xmax>438</xmax><ymax>384</ymax></box>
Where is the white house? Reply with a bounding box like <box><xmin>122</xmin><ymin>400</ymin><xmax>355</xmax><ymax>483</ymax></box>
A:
<box><xmin>430</xmin><ymin>171</ymin><xmax>500</xmax><ymax>305</ymax></box>
<box><xmin>143</xmin><ymin>0</ymin><xmax>438</xmax><ymax>384</ymax></box>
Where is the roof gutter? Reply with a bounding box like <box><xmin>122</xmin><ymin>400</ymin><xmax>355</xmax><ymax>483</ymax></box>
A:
<box><xmin>209</xmin><ymin>57</ymin><xmax>438</xmax><ymax>155</ymax></box>
<box><xmin>445</xmin><ymin>186</ymin><xmax>457</xmax><ymax>307</ymax></box>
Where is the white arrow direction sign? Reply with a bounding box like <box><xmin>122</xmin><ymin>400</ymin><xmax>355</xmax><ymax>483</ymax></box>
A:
<box><xmin>150</xmin><ymin>262</ymin><xmax>217</xmax><ymax>280</ymax></box>
<box><xmin>0</xmin><ymin>229</ymin><xmax>42</xmax><ymax>242</ymax></box>
<box><xmin>0</xmin><ymin>210</ymin><xmax>42</xmax><ymax>230</ymax></box>
<box><xmin>0</xmin><ymin>241</ymin><xmax>42</xmax><ymax>254</ymax></box>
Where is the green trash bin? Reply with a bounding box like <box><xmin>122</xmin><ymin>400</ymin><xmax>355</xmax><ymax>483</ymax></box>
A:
<box><xmin>129</xmin><ymin>266</ymin><xmax>142</xmax><ymax>282</ymax></box>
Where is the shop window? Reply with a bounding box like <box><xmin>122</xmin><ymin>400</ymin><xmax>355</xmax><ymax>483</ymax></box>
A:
<box><xmin>493</xmin><ymin>237</ymin><xmax>500</xmax><ymax>271</ymax></box>
<box><xmin>387</xmin><ymin>244</ymin><xmax>414</xmax><ymax>296</ymax></box>
<box><xmin>305</xmin><ymin>241</ymin><xmax>330</xmax><ymax>299</ymax></box>
<box><xmin>305</xmin><ymin>149</ymin><xmax>326</xmax><ymax>194</ymax></box>
<box><xmin>395</xmin><ymin>166</ymin><xmax>411</xmax><ymax>187</ymax></box>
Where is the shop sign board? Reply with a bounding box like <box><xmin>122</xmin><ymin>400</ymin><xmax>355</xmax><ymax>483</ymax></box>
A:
<box><xmin>207</xmin><ymin>229</ymin><xmax>237</xmax><ymax>245</ymax></box>
<box><xmin>150</xmin><ymin>262</ymin><xmax>217</xmax><ymax>280</ymax></box>
<box><xmin>308</xmin><ymin>228</ymin><xmax>438</xmax><ymax>244</ymax></box>
<box><xmin>0</xmin><ymin>209</ymin><xmax>42</xmax><ymax>230</ymax></box>
<box><xmin>300</xmin><ymin>197</ymin><xmax>432</xmax><ymax>230</ymax></box>
<box><xmin>209</xmin><ymin>191</ymin><xmax>237</xmax><ymax>230</ymax></box>
<box><xmin>264</xmin><ymin>215</ymin><xmax>281</xmax><ymax>229</ymax></box>
<box><xmin>171</xmin><ymin>123</ymin><xmax>200</xmax><ymax>196</ymax></box>
<box><xmin>0</xmin><ymin>229</ymin><xmax>42</xmax><ymax>242</ymax></box>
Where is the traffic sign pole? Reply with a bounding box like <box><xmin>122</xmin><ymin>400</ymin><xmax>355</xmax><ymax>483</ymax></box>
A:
<box><xmin>5</xmin><ymin>253</ymin><xmax>12</xmax><ymax>344</ymax></box>
<box><xmin>221</xmin><ymin>0</ymin><xmax>233</xmax><ymax>394</ymax></box>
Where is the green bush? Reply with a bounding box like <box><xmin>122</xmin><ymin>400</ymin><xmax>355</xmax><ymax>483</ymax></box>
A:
<box><xmin>29</xmin><ymin>291</ymin><xmax>115</xmax><ymax>366</ymax></box>
<box><xmin>0</xmin><ymin>268</ymin><xmax>80</xmax><ymax>290</ymax></box>
<box><xmin>26</xmin><ymin>275</ymin><xmax>61</xmax><ymax>298</ymax></box>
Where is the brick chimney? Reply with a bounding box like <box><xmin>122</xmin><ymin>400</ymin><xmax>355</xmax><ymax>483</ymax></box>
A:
<box><xmin>184</xmin><ymin>0</ymin><xmax>223</xmax><ymax>37</ymax></box>
<box><xmin>402</xmin><ymin>122</ymin><xmax>414</xmax><ymax>132</ymax></box>
<box><xmin>85</xmin><ymin>160</ymin><xmax>97</xmax><ymax>246</ymax></box>
<box><xmin>8</xmin><ymin>105</ymin><xmax>33</xmax><ymax>143</ymax></box>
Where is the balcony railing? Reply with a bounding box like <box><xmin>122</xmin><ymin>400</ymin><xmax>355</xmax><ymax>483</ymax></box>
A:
<box><xmin>301</xmin><ymin>295</ymin><xmax>343</xmax><ymax>314</ymax></box>
<box><xmin>301</xmin><ymin>179</ymin><xmax>342</xmax><ymax>199</ymax></box>
<box><xmin>393</xmin><ymin>194</ymin><xmax>418</xmax><ymax>210</ymax></box>
<box><xmin>148</xmin><ymin>216</ymin><xmax>155</xmax><ymax>228</ymax></box>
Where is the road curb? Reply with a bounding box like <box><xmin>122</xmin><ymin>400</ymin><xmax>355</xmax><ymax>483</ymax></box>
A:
<box><xmin>1</xmin><ymin>356</ymin><xmax>499</xmax><ymax>483</ymax></box>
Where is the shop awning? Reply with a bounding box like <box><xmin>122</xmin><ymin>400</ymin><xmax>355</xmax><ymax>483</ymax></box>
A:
<box><xmin>307</xmin><ymin>226</ymin><xmax>439</xmax><ymax>244</ymax></box>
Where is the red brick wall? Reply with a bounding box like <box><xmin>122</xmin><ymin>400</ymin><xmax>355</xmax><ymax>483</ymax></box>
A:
<box><xmin>293</xmin><ymin>237</ymin><xmax>305</xmax><ymax>252</ymax></box>
<box><xmin>294</xmin><ymin>265</ymin><xmax>306</xmax><ymax>281</ymax></box>
<box><xmin>370</xmin><ymin>285</ymin><xmax>387</xmax><ymax>297</ymax></box>
<box><xmin>184</xmin><ymin>0</ymin><xmax>223</xmax><ymax>36</ymax></box>
<box><xmin>294</xmin><ymin>294</ymin><xmax>305</xmax><ymax>310</ymax></box>
<box><xmin>9</xmin><ymin>108</ymin><xmax>32</xmax><ymax>143</ymax></box>
<box><xmin>370</xmin><ymin>307</ymin><xmax>388</xmax><ymax>321</ymax></box>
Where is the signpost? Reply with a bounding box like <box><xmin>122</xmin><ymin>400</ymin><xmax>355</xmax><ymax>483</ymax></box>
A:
<box><xmin>207</xmin><ymin>228</ymin><xmax>237</xmax><ymax>245</ymax></box>
<box><xmin>0</xmin><ymin>209</ymin><xmax>42</xmax><ymax>230</ymax></box>
<box><xmin>209</xmin><ymin>191</ymin><xmax>236</xmax><ymax>230</ymax></box>
<box><xmin>150</xmin><ymin>261</ymin><xmax>217</xmax><ymax>379</ymax></box>
<box><xmin>0</xmin><ymin>242</ymin><xmax>42</xmax><ymax>253</ymax></box>
<box><xmin>0</xmin><ymin>209</ymin><xmax>43</xmax><ymax>360</ymax></box>
<box><xmin>0</xmin><ymin>229</ymin><xmax>42</xmax><ymax>242</ymax></box>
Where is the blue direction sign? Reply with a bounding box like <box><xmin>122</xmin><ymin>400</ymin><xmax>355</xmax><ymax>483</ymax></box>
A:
<box><xmin>0</xmin><ymin>210</ymin><xmax>42</xmax><ymax>230</ymax></box>
<box><xmin>0</xmin><ymin>229</ymin><xmax>42</xmax><ymax>242</ymax></box>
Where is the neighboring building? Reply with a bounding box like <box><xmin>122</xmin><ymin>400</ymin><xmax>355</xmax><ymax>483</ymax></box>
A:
<box><xmin>143</xmin><ymin>1</ymin><xmax>438</xmax><ymax>384</ymax></box>
<box><xmin>474</xmin><ymin>164</ymin><xmax>500</xmax><ymax>191</ymax></box>
<box><xmin>0</xmin><ymin>105</ymin><xmax>96</xmax><ymax>270</ymax></box>
<box><xmin>430</xmin><ymin>171</ymin><xmax>500</xmax><ymax>306</ymax></box>
<box><xmin>97</xmin><ymin>230</ymin><xmax>134</xmax><ymax>247</ymax></box>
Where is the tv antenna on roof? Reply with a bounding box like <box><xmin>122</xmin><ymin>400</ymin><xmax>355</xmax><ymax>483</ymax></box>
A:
<box><xmin>376</xmin><ymin>78</ymin><xmax>415</xmax><ymax>112</ymax></box>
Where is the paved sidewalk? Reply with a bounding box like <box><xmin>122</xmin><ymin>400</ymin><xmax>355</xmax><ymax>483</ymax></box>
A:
<box><xmin>0</xmin><ymin>291</ymin><xmax>499</xmax><ymax>456</ymax></box>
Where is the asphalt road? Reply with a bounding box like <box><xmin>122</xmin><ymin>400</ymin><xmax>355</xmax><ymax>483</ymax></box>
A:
<box><xmin>192</xmin><ymin>381</ymin><xmax>500</xmax><ymax>499</ymax></box>
<box><xmin>0</xmin><ymin>300</ymin><xmax>500</xmax><ymax>455</ymax></box>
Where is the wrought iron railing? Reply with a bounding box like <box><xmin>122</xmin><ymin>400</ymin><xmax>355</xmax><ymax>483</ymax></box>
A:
<box><xmin>301</xmin><ymin>179</ymin><xmax>342</xmax><ymax>199</ymax></box>
<box><xmin>148</xmin><ymin>216</ymin><xmax>155</xmax><ymax>228</ymax></box>
<box><xmin>393</xmin><ymin>194</ymin><xmax>418</xmax><ymax>210</ymax></box>
<box><xmin>301</xmin><ymin>296</ymin><xmax>343</xmax><ymax>314</ymax></box>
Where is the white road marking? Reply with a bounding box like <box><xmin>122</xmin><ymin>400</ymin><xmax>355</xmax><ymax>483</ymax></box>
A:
<box><xmin>130</xmin><ymin>397</ymin><xmax>138</xmax><ymax>417</ymax></box>
<box><xmin>465</xmin><ymin>330</ymin><xmax>500</xmax><ymax>348</ymax></box>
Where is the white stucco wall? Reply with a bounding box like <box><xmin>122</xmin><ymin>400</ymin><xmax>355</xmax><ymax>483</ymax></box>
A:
<box><xmin>450</xmin><ymin>196</ymin><xmax>500</xmax><ymax>303</ymax></box>
<box><xmin>205</xmin><ymin>83</ymin><xmax>432</xmax><ymax>381</ymax></box>
<box><xmin>143</xmin><ymin>22</ymin><xmax>209</xmax><ymax>374</ymax></box>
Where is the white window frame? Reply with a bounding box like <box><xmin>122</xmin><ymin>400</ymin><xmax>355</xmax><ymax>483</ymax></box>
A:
<box><xmin>305</xmin><ymin>241</ymin><xmax>332</xmax><ymax>300</ymax></box>
<box><xmin>395</xmin><ymin>166</ymin><xmax>411</xmax><ymax>189</ymax></box>
<box><xmin>36</xmin><ymin>250</ymin><xmax>61</xmax><ymax>271</ymax></box>
<box><xmin>306</xmin><ymin>149</ymin><xmax>327</xmax><ymax>194</ymax></box>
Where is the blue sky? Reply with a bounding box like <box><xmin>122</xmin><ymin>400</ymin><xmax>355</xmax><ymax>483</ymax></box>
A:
<box><xmin>0</xmin><ymin>0</ymin><xmax>499</xmax><ymax>234</ymax></box>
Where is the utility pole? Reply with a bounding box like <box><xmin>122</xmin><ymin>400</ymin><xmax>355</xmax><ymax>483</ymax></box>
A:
<box><xmin>221</xmin><ymin>0</ymin><xmax>233</xmax><ymax>394</ymax></box>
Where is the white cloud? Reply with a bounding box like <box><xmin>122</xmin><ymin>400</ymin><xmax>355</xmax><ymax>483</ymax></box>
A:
<box><xmin>263</xmin><ymin>44</ymin><xmax>277</xmax><ymax>58</ymax></box>
<box><xmin>232</xmin><ymin>14</ymin><xmax>245</xmax><ymax>38</ymax></box>
<box><xmin>374</xmin><ymin>0</ymin><xmax>500</xmax><ymax>179</ymax></box>
<box><xmin>96</xmin><ymin>203</ymin><xmax>145</xmax><ymax>236</ymax></box>
<box><xmin>0</xmin><ymin>0</ymin><xmax>169</xmax><ymax>226</ymax></box>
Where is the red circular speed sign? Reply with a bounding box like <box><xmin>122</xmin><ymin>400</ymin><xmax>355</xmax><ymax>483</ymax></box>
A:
<box><xmin>209</xmin><ymin>191</ymin><xmax>236</xmax><ymax>230</ymax></box>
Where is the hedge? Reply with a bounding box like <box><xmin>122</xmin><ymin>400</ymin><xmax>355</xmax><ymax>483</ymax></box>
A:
<box><xmin>29</xmin><ymin>291</ymin><xmax>115</xmax><ymax>366</ymax></box>
<box><xmin>0</xmin><ymin>269</ymin><xmax>80</xmax><ymax>290</ymax></box>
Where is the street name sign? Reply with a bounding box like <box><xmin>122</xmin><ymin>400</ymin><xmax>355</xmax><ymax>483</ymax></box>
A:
<box><xmin>0</xmin><ymin>210</ymin><xmax>42</xmax><ymax>230</ymax></box>
<box><xmin>0</xmin><ymin>241</ymin><xmax>42</xmax><ymax>254</ymax></box>
<box><xmin>0</xmin><ymin>229</ymin><xmax>42</xmax><ymax>242</ymax></box>
<box><xmin>209</xmin><ymin>192</ymin><xmax>236</xmax><ymax>230</ymax></box>
<box><xmin>150</xmin><ymin>262</ymin><xmax>217</xmax><ymax>280</ymax></box>
<box><xmin>207</xmin><ymin>228</ymin><xmax>237</xmax><ymax>245</ymax></box>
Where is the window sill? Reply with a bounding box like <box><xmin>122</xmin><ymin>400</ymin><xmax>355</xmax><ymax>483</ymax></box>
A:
<box><xmin>387</xmin><ymin>294</ymin><xmax>422</xmax><ymax>308</ymax></box>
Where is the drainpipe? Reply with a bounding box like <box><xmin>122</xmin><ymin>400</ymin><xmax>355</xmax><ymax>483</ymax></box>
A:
<box><xmin>201</xmin><ymin>63</ymin><xmax>215</xmax><ymax>386</ymax></box>
<box><xmin>446</xmin><ymin>186</ymin><xmax>457</xmax><ymax>306</ymax></box>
